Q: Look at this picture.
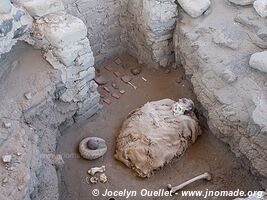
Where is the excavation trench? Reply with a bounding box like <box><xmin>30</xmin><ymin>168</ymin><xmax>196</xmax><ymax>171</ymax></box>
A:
<box><xmin>57</xmin><ymin>55</ymin><xmax>263</xmax><ymax>200</ymax></box>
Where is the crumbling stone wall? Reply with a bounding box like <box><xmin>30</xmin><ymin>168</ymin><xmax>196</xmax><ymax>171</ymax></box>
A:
<box><xmin>174</xmin><ymin>0</ymin><xmax>267</xmax><ymax>186</ymax></box>
<box><xmin>63</xmin><ymin>0</ymin><xmax>128</xmax><ymax>64</ymax></box>
<box><xmin>63</xmin><ymin>0</ymin><xmax>178</xmax><ymax>67</ymax></box>
<box><xmin>121</xmin><ymin>0</ymin><xmax>178</xmax><ymax>67</ymax></box>
<box><xmin>0</xmin><ymin>0</ymin><xmax>100</xmax><ymax>199</ymax></box>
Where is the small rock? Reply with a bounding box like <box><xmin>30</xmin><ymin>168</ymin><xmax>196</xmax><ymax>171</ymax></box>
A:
<box><xmin>99</xmin><ymin>173</ymin><xmax>107</xmax><ymax>183</ymax></box>
<box><xmin>121</xmin><ymin>75</ymin><xmax>132</xmax><ymax>83</ymax></box>
<box><xmin>228</xmin><ymin>0</ymin><xmax>255</xmax><ymax>5</ymax></box>
<box><xmin>96</xmin><ymin>68</ymin><xmax>101</xmax><ymax>74</ymax></box>
<box><xmin>7</xmin><ymin>167</ymin><xmax>15</xmax><ymax>171</ymax></box>
<box><xmin>130</xmin><ymin>67</ymin><xmax>142</xmax><ymax>75</ymax></box>
<box><xmin>112</xmin><ymin>92</ymin><xmax>121</xmax><ymax>99</ymax></box>
<box><xmin>52</xmin><ymin>154</ymin><xmax>64</xmax><ymax>169</ymax></box>
<box><xmin>159</xmin><ymin>58</ymin><xmax>168</xmax><ymax>67</ymax></box>
<box><xmin>111</xmin><ymin>82</ymin><xmax>119</xmax><ymax>89</ymax></box>
<box><xmin>104</xmin><ymin>65</ymin><xmax>113</xmax><ymax>72</ymax></box>
<box><xmin>120</xmin><ymin>90</ymin><xmax>125</xmax><ymax>94</ymax></box>
<box><xmin>103</xmin><ymin>98</ymin><xmax>112</xmax><ymax>105</ymax></box>
<box><xmin>90</xmin><ymin>177</ymin><xmax>98</xmax><ymax>184</ymax></box>
<box><xmin>24</xmin><ymin>92</ymin><xmax>32</xmax><ymax>100</ymax></box>
<box><xmin>177</xmin><ymin>0</ymin><xmax>211</xmax><ymax>18</ymax></box>
<box><xmin>16</xmin><ymin>152</ymin><xmax>22</xmax><ymax>156</ymax></box>
<box><xmin>114</xmin><ymin>58</ymin><xmax>122</xmax><ymax>65</ymax></box>
<box><xmin>3</xmin><ymin>122</ymin><xmax>11</xmax><ymax>128</ymax></box>
<box><xmin>2</xmin><ymin>177</ymin><xmax>8</xmax><ymax>185</ymax></box>
<box><xmin>113</xmin><ymin>71</ymin><xmax>121</xmax><ymax>77</ymax></box>
<box><xmin>171</xmin><ymin>63</ymin><xmax>177</xmax><ymax>70</ymax></box>
<box><xmin>18</xmin><ymin>185</ymin><xmax>23</xmax><ymax>191</ymax></box>
<box><xmin>254</xmin><ymin>0</ymin><xmax>267</xmax><ymax>18</ymax></box>
<box><xmin>176</xmin><ymin>74</ymin><xmax>183</xmax><ymax>84</ymax></box>
<box><xmin>87</xmin><ymin>139</ymin><xmax>99</xmax><ymax>150</ymax></box>
<box><xmin>164</xmin><ymin>69</ymin><xmax>171</xmax><ymax>74</ymax></box>
<box><xmin>94</xmin><ymin>76</ymin><xmax>108</xmax><ymax>85</ymax></box>
<box><xmin>2</xmin><ymin>155</ymin><xmax>12</xmax><ymax>163</ymax></box>
<box><xmin>249</xmin><ymin>51</ymin><xmax>267</xmax><ymax>73</ymax></box>
<box><xmin>22</xmin><ymin>144</ymin><xmax>26</xmax><ymax>148</ymax></box>
<box><xmin>103</xmin><ymin>86</ymin><xmax>110</xmax><ymax>93</ymax></box>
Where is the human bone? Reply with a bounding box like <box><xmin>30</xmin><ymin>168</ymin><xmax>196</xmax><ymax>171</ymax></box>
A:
<box><xmin>115</xmin><ymin>99</ymin><xmax>201</xmax><ymax>178</ymax></box>
<box><xmin>99</xmin><ymin>173</ymin><xmax>107</xmax><ymax>183</ymax></box>
<box><xmin>167</xmin><ymin>172</ymin><xmax>212</xmax><ymax>193</ymax></box>
<box><xmin>173</xmin><ymin>98</ymin><xmax>194</xmax><ymax>116</ymax></box>
<box><xmin>89</xmin><ymin>177</ymin><xmax>98</xmax><ymax>184</ymax></box>
<box><xmin>87</xmin><ymin>166</ymin><xmax>106</xmax><ymax>176</ymax></box>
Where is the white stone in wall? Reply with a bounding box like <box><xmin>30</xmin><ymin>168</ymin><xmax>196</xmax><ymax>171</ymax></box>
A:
<box><xmin>42</xmin><ymin>13</ymin><xmax>87</xmax><ymax>49</ymax></box>
<box><xmin>228</xmin><ymin>0</ymin><xmax>255</xmax><ymax>5</ymax></box>
<box><xmin>249</xmin><ymin>51</ymin><xmax>267</xmax><ymax>73</ymax></box>
<box><xmin>20</xmin><ymin>0</ymin><xmax>64</xmax><ymax>17</ymax></box>
<box><xmin>253</xmin><ymin>0</ymin><xmax>267</xmax><ymax>18</ymax></box>
<box><xmin>0</xmin><ymin>0</ymin><xmax>12</xmax><ymax>14</ymax></box>
<box><xmin>177</xmin><ymin>0</ymin><xmax>211</xmax><ymax>18</ymax></box>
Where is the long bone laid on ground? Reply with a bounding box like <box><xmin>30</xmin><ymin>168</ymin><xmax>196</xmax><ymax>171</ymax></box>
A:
<box><xmin>167</xmin><ymin>172</ymin><xmax>212</xmax><ymax>194</ymax></box>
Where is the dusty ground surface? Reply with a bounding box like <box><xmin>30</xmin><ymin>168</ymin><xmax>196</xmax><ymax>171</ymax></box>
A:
<box><xmin>57</xmin><ymin>55</ymin><xmax>263</xmax><ymax>200</ymax></box>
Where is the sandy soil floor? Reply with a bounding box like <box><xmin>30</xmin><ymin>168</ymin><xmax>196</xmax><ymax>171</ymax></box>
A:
<box><xmin>57</xmin><ymin>55</ymin><xmax>263</xmax><ymax>200</ymax></box>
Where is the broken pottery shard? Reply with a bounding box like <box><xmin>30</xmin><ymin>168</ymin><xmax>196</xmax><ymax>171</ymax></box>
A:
<box><xmin>113</xmin><ymin>71</ymin><xmax>121</xmax><ymax>77</ymax></box>
<box><xmin>103</xmin><ymin>86</ymin><xmax>110</xmax><ymax>93</ymax></box>
<box><xmin>103</xmin><ymin>98</ymin><xmax>112</xmax><ymax>105</ymax></box>
<box><xmin>104</xmin><ymin>65</ymin><xmax>113</xmax><ymax>72</ymax></box>
<box><xmin>121</xmin><ymin>75</ymin><xmax>132</xmax><ymax>83</ymax></box>
<box><xmin>79</xmin><ymin>137</ymin><xmax>107</xmax><ymax>160</ymax></box>
<box><xmin>130</xmin><ymin>67</ymin><xmax>142</xmax><ymax>75</ymax></box>
<box><xmin>114</xmin><ymin>58</ymin><xmax>122</xmax><ymax>65</ymax></box>
<box><xmin>94</xmin><ymin>75</ymin><xmax>108</xmax><ymax>85</ymax></box>
<box><xmin>115</xmin><ymin>99</ymin><xmax>201</xmax><ymax>178</ymax></box>
<box><xmin>177</xmin><ymin>0</ymin><xmax>211</xmax><ymax>18</ymax></box>
<box><xmin>111</xmin><ymin>92</ymin><xmax>121</xmax><ymax>99</ymax></box>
